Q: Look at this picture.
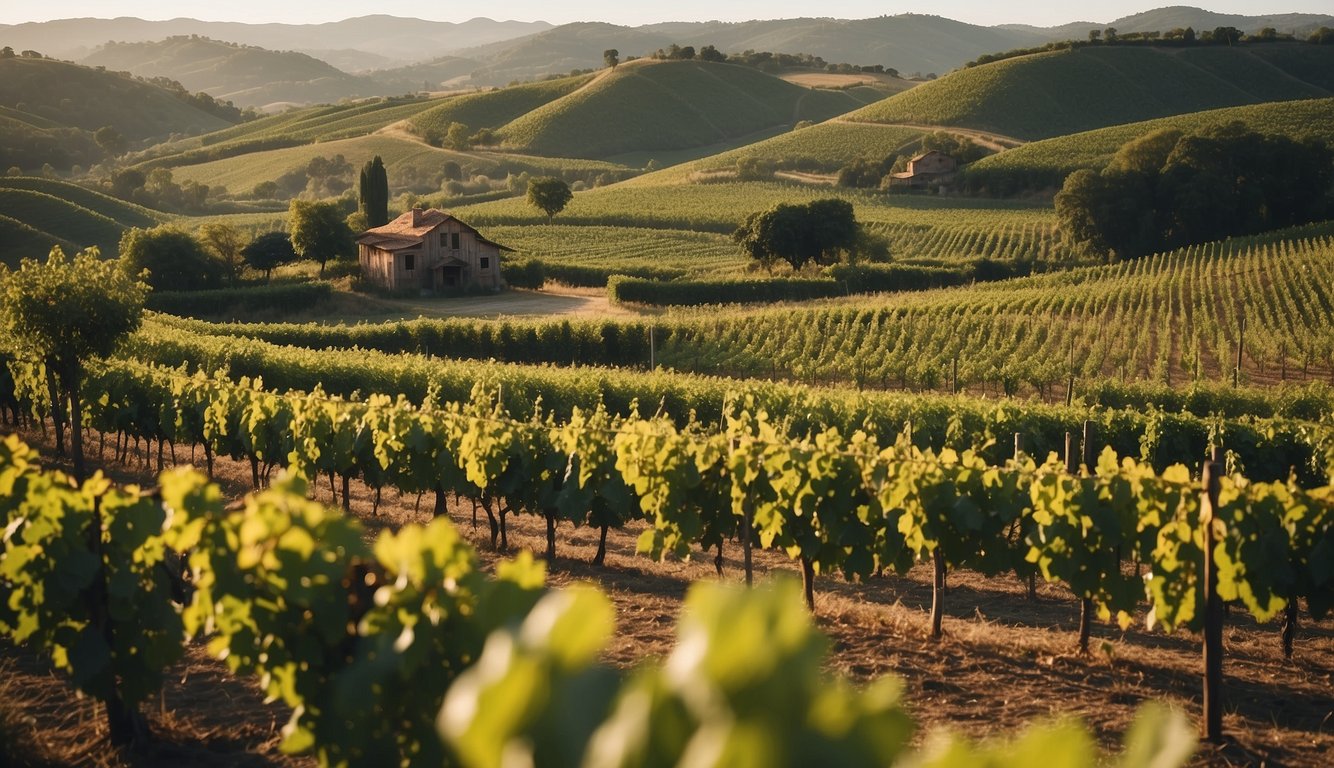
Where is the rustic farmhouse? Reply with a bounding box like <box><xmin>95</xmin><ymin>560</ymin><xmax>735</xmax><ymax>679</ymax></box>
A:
<box><xmin>357</xmin><ymin>208</ymin><xmax>511</xmax><ymax>292</ymax></box>
<box><xmin>886</xmin><ymin>150</ymin><xmax>957</xmax><ymax>190</ymax></box>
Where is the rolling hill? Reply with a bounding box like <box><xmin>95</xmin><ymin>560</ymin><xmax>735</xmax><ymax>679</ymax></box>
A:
<box><xmin>845</xmin><ymin>42</ymin><xmax>1334</xmax><ymax>140</ymax></box>
<box><xmin>0</xmin><ymin>15</ymin><xmax>552</xmax><ymax>64</ymax></box>
<box><xmin>1002</xmin><ymin>6</ymin><xmax>1334</xmax><ymax>40</ymax></box>
<box><xmin>0</xmin><ymin>55</ymin><xmax>234</xmax><ymax>142</ymax></box>
<box><xmin>458</xmin><ymin>22</ymin><xmax>675</xmax><ymax>84</ymax></box>
<box><xmin>409</xmin><ymin>75</ymin><xmax>595</xmax><ymax>136</ymax></box>
<box><xmin>495</xmin><ymin>60</ymin><xmax>893</xmax><ymax>159</ymax></box>
<box><xmin>963</xmin><ymin>97</ymin><xmax>1334</xmax><ymax>191</ymax></box>
<box><xmin>81</xmin><ymin>37</ymin><xmax>371</xmax><ymax>109</ymax></box>
<box><xmin>0</xmin><ymin>177</ymin><xmax>168</xmax><ymax>266</ymax></box>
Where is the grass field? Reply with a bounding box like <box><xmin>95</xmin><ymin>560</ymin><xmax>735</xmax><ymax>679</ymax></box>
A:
<box><xmin>167</xmin><ymin>134</ymin><xmax>629</xmax><ymax>196</ymax></box>
<box><xmin>846</xmin><ymin>44</ymin><xmax>1334</xmax><ymax>140</ymax></box>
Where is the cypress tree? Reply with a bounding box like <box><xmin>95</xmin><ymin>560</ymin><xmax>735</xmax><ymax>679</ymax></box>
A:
<box><xmin>359</xmin><ymin>155</ymin><xmax>390</xmax><ymax>227</ymax></box>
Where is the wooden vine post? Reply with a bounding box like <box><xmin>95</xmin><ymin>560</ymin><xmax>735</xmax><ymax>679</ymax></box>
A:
<box><xmin>1015</xmin><ymin>431</ymin><xmax>1037</xmax><ymax>601</ymax></box>
<box><xmin>1070</xmin><ymin>422</ymin><xmax>1095</xmax><ymax>654</ymax></box>
<box><xmin>1200</xmin><ymin>451</ymin><xmax>1224</xmax><ymax>743</ymax></box>
<box><xmin>1233</xmin><ymin>315</ymin><xmax>1245</xmax><ymax>387</ymax></box>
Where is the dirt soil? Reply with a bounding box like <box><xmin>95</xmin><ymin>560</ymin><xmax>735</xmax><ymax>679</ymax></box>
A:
<box><xmin>2</xmin><ymin>426</ymin><xmax>1331</xmax><ymax>767</ymax></box>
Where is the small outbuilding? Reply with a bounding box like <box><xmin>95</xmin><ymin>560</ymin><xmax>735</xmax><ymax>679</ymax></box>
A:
<box><xmin>357</xmin><ymin>208</ymin><xmax>511</xmax><ymax>292</ymax></box>
<box><xmin>885</xmin><ymin>150</ymin><xmax>957</xmax><ymax>190</ymax></box>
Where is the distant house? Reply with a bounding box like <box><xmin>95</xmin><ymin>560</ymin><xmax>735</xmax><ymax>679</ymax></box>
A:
<box><xmin>886</xmin><ymin>150</ymin><xmax>957</xmax><ymax>189</ymax></box>
<box><xmin>356</xmin><ymin>208</ymin><xmax>511</xmax><ymax>292</ymax></box>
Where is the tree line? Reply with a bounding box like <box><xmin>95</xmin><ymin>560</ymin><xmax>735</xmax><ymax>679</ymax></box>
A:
<box><xmin>1055</xmin><ymin>122</ymin><xmax>1334</xmax><ymax>260</ymax></box>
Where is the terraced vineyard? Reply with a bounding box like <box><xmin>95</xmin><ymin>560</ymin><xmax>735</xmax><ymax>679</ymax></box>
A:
<box><xmin>455</xmin><ymin>182</ymin><xmax>1064</xmax><ymax>275</ymax></box>
<box><xmin>489</xmin><ymin>224</ymin><xmax>743</xmax><ymax>278</ymax></box>
<box><xmin>175</xmin><ymin>233</ymin><xmax>1334</xmax><ymax>397</ymax></box>
<box><xmin>651</xmin><ymin>235</ymin><xmax>1334</xmax><ymax>393</ymax></box>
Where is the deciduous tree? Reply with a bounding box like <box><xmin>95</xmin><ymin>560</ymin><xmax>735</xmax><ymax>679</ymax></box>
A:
<box><xmin>526</xmin><ymin>177</ymin><xmax>573</xmax><ymax>223</ymax></box>
<box><xmin>0</xmin><ymin>247</ymin><xmax>147</xmax><ymax>480</ymax></box>
<box><xmin>242</xmin><ymin>231</ymin><xmax>298</xmax><ymax>281</ymax></box>
<box><xmin>118</xmin><ymin>226</ymin><xmax>226</xmax><ymax>291</ymax></box>
<box><xmin>196</xmin><ymin>222</ymin><xmax>246</xmax><ymax>284</ymax></box>
<box><xmin>288</xmin><ymin>199</ymin><xmax>355</xmax><ymax>277</ymax></box>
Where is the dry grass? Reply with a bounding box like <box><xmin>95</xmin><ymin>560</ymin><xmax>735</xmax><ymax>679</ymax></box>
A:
<box><xmin>4</xmin><ymin>425</ymin><xmax>1332</xmax><ymax>766</ymax></box>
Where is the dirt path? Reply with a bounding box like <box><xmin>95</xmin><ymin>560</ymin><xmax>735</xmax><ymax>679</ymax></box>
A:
<box><xmin>836</xmin><ymin>119</ymin><xmax>1027</xmax><ymax>152</ymax></box>
<box><xmin>3</xmin><ymin>424</ymin><xmax>1331</xmax><ymax>766</ymax></box>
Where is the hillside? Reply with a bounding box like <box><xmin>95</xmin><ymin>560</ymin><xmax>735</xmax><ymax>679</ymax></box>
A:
<box><xmin>0</xmin><ymin>177</ymin><xmax>168</xmax><ymax>265</ymax></box>
<box><xmin>409</xmin><ymin>75</ymin><xmax>595</xmax><ymax>137</ymax></box>
<box><xmin>964</xmin><ymin>97</ymin><xmax>1334</xmax><ymax>191</ymax></box>
<box><xmin>0</xmin><ymin>15</ymin><xmax>552</xmax><ymax>63</ymax></box>
<box><xmin>0</xmin><ymin>106</ymin><xmax>103</xmax><ymax>171</ymax></box>
<box><xmin>1002</xmin><ymin>6</ymin><xmax>1334</xmax><ymax>40</ymax></box>
<box><xmin>163</xmin><ymin>134</ymin><xmax>628</xmax><ymax>198</ymax></box>
<box><xmin>495</xmin><ymin>60</ymin><xmax>890</xmax><ymax>159</ymax></box>
<box><xmin>138</xmin><ymin>96</ymin><xmax>441</xmax><ymax>170</ymax></box>
<box><xmin>458</xmin><ymin>22</ymin><xmax>674</xmax><ymax>84</ymax></box>
<box><xmin>81</xmin><ymin>37</ymin><xmax>370</xmax><ymax>109</ymax></box>
<box><xmin>647</xmin><ymin>15</ymin><xmax>1042</xmax><ymax>77</ymax></box>
<box><xmin>0</xmin><ymin>55</ymin><xmax>233</xmax><ymax>142</ymax></box>
<box><xmin>846</xmin><ymin>43</ymin><xmax>1334</xmax><ymax>140</ymax></box>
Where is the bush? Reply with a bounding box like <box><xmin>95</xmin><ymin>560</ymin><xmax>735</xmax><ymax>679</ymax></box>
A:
<box><xmin>119</xmin><ymin>226</ymin><xmax>226</xmax><ymax>291</ymax></box>
<box><xmin>608</xmin><ymin>275</ymin><xmax>845</xmax><ymax>306</ymax></box>
<box><xmin>145</xmin><ymin>282</ymin><xmax>334</xmax><ymax>318</ymax></box>
<box><xmin>501</xmin><ymin>259</ymin><xmax>546</xmax><ymax>289</ymax></box>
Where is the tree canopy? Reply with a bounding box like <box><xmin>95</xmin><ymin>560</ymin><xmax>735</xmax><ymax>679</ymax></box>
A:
<box><xmin>118</xmin><ymin>226</ymin><xmax>226</xmax><ymax>291</ymax></box>
<box><xmin>242</xmin><ymin>231</ymin><xmax>298</xmax><ymax>281</ymax></box>
<box><xmin>1</xmin><ymin>246</ymin><xmax>147</xmax><ymax>478</ymax></box>
<box><xmin>196</xmin><ymin>222</ymin><xmax>246</xmax><ymax>284</ymax></box>
<box><xmin>1056</xmin><ymin>123</ymin><xmax>1334</xmax><ymax>260</ymax></box>
<box><xmin>733</xmin><ymin>199</ymin><xmax>861</xmax><ymax>271</ymax></box>
<box><xmin>526</xmin><ymin>177</ymin><xmax>573</xmax><ymax>223</ymax></box>
<box><xmin>288</xmin><ymin>199</ymin><xmax>355</xmax><ymax>277</ymax></box>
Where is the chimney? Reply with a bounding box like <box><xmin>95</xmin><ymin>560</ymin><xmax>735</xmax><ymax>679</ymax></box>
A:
<box><xmin>411</xmin><ymin>207</ymin><xmax>423</xmax><ymax>227</ymax></box>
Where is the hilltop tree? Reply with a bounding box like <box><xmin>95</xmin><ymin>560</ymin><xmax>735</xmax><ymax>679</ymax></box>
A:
<box><xmin>242</xmin><ymin>231</ymin><xmax>298</xmax><ymax>281</ymax></box>
<box><xmin>289</xmin><ymin>199</ymin><xmax>355</xmax><ymax>277</ymax></box>
<box><xmin>1</xmin><ymin>247</ymin><xmax>147</xmax><ymax>481</ymax></box>
<box><xmin>699</xmin><ymin>45</ymin><xmax>727</xmax><ymax>63</ymax></box>
<box><xmin>526</xmin><ymin>177</ymin><xmax>573</xmax><ymax>223</ymax></box>
<box><xmin>119</xmin><ymin>226</ymin><xmax>226</xmax><ymax>291</ymax></box>
<box><xmin>359</xmin><ymin>155</ymin><xmax>390</xmax><ymax>228</ymax></box>
<box><xmin>603</xmin><ymin>49</ymin><xmax>619</xmax><ymax>69</ymax></box>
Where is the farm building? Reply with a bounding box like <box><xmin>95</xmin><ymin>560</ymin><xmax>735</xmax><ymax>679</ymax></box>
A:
<box><xmin>886</xmin><ymin>150</ymin><xmax>957</xmax><ymax>189</ymax></box>
<box><xmin>357</xmin><ymin>208</ymin><xmax>510</xmax><ymax>292</ymax></box>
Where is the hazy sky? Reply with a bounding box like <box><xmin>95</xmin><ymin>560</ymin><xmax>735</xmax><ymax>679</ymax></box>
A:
<box><xmin>2</xmin><ymin>1</ymin><xmax>1331</xmax><ymax>27</ymax></box>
